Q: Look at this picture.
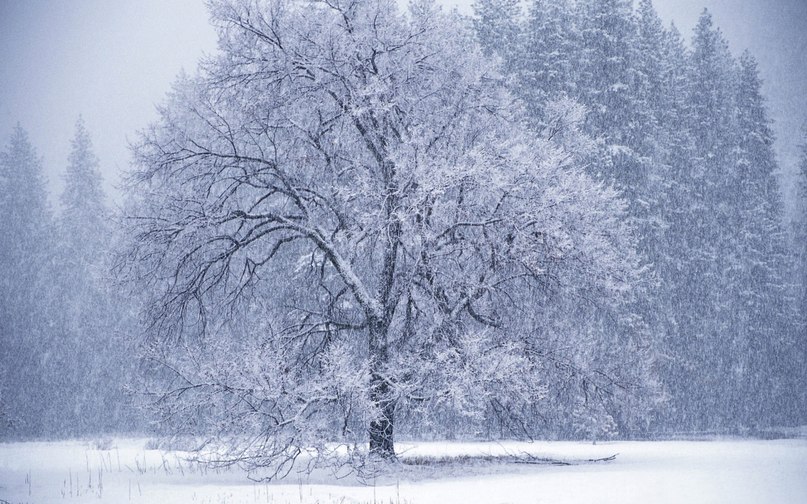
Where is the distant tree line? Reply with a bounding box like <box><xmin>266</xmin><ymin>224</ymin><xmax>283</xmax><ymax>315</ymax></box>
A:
<box><xmin>474</xmin><ymin>0</ymin><xmax>806</xmax><ymax>432</ymax></box>
<box><xmin>0</xmin><ymin>120</ymin><xmax>142</xmax><ymax>438</ymax></box>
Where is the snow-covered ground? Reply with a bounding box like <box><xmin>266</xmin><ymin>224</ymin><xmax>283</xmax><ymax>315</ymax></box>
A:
<box><xmin>1</xmin><ymin>437</ymin><xmax>806</xmax><ymax>503</ymax></box>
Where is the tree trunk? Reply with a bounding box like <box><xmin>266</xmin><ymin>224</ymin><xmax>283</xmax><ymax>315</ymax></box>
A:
<box><xmin>368</xmin><ymin>316</ymin><xmax>396</xmax><ymax>459</ymax></box>
<box><xmin>368</xmin><ymin>376</ymin><xmax>396</xmax><ymax>458</ymax></box>
<box><xmin>368</xmin><ymin>162</ymin><xmax>400</xmax><ymax>460</ymax></box>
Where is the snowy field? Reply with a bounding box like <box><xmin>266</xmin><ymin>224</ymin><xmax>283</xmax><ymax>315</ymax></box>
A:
<box><xmin>1</xmin><ymin>437</ymin><xmax>806</xmax><ymax>504</ymax></box>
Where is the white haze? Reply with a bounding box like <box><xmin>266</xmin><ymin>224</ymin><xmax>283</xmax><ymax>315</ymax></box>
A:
<box><xmin>0</xmin><ymin>0</ymin><xmax>805</xmax><ymax>216</ymax></box>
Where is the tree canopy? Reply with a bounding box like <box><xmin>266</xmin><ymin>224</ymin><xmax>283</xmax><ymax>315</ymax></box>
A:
<box><xmin>120</xmin><ymin>0</ymin><xmax>645</xmax><ymax>470</ymax></box>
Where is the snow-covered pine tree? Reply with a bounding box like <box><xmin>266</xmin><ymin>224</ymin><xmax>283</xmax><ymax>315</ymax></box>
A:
<box><xmin>629</xmin><ymin>0</ymin><xmax>676</xmax><ymax>400</ymax></box>
<box><xmin>0</xmin><ymin>126</ymin><xmax>54</xmax><ymax>438</ymax></box>
<box><xmin>520</xmin><ymin>0</ymin><xmax>578</xmax><ymax>123</ymax></box>
<box><xmin>633</xmin><ymin>0</ymin><xmax>666</xmax><ymax>151</ymax></box>
<box><xmin>671</xmin><ymin>9</ymin><xmax>741</xmax><ymax>431</ymax></box>
<box><xmin>472</xmin><ymin>0</ymin><xmax>522</xmax><ymax>77</ymax></box>
<box><xmin>651</xmin><ymin>20</ymin><xmax>707</xmax><ymax>433</ymax></box>
<box><xmin>730</xmin><ymin>53</ymin><xmax>798</xmax><ymax>427</ymax></box>
<box><xmin>573</xmin><ymin>0</ymin><xmax>659</xmax><ymax>282</ymax></box>
<box><xmin>575</xmin><ymin>0</ymin><xmax>640</xmax><ymax>146</ymax></box>
<box><xmin>792</xmin><ymin>126</ymin><xmax>807</xmax><ymax>422</ymax></box>
<box><xmin>800</xmin><ymin>127</ymin><xmax>807</xmax><ymax>323</ymax></box>
<box><xmin>60</xmin><ymin>117</ymin><xmax>107</xmax><ymax>255</ymax></box>
<box><xmin>46</xmin><ymin>118</ymin><xmax>140</xmax><ymax>436</ymax></box>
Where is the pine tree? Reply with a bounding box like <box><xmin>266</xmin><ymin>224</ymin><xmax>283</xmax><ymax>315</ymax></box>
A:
<box><xmin>729</xmin><ymin>53</ymin><xmax>797</xmax><ymax>427</ymax></box>
<box><xmin>0</xmin><ymin>126</ymin><xmax>54</xmax><ymax>437</ymax></box>
<box><xmin>793</xmin><ymin>127</ymin><xmax>807</xmax><ymax>422</ymax></box>
<box><xmin>48</xmin><ymin>118</ymin><xmax>139</xmax><ymax>436</ymax></box>
<box><xmin>573</xmin><ymin>0</ymin><xmax>658</xmax><ymax>239</ymax></box>
<box><xmin>630</xmin><ymin>0</ymin><xmax>675</xmax><ymax>348</ymax></box>
<box><xmin>658</xmin><ymin>22</ymin><xmax>695</xmax><ymax>162</ymax></box>
<box><xmin>689</xmin><ymin>10</ymin><xmax>736</xmax><ymax>152</ymax></box>
<box><xmin>800</xmin><ymin>127</ymin><xmax>807</xmax><ymax>320</ymax></box>
<box><xmin>652</xmin><ymin>21</ymin><xmax>707</xmax><ymax>432</ymax></box>
<box><xmin>632</xmin><ymin>11</ymin><xmax>706</xmax><ymax>433</ymax></box>
<box><xmin>634</xmin><ymin>0</ymin><xmax>666</xmax><ymax>144</ymax></box>
<box><xmin>479</xmin><ymin>0</ymin><xmax>663</xmax><ymax>436</ymax></box>
<box><xmin>520</xmin><ymin>0</ymin><xmax>578</xmax><ymax>122</ymax></box>
<box><xmin>472</xmin><ymin>0</ymin><xmax>522</xmax><ymax>76</ymax></box>
<box><xmin>575</xmin><ymin>0</ymin><xmax>638</xmax><ymax>145</ymax></box>
<box><xmin>575</xmin><ymin>1</ymin><xmax>664</xmax><ymax>432</ymax></box>
<box><xmin>668</xmin><ymin>9</ymin><xmax>740</xmax><ymax>431</ymax></box>
<box><xmin>60</xmin><ymin>117</ymin><xmax>107</xmax><ymax>257</ymax></box>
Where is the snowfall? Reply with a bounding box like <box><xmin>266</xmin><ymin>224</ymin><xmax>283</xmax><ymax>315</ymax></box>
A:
<box><xmin>1</xmin><ymin>436</ymin><xmax>806</xmax><ymax>504</ymax></box>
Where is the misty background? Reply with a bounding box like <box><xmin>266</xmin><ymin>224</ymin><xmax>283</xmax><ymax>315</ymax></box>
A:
<box><xmin>1</xmin><ymin>0</ymin><xmax>806</xmax><ymax>217</ymax></box>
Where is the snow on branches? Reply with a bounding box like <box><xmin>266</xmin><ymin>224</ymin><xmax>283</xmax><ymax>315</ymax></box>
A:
<box><xmin>119</xmin><ymin>0</ymin><xmax>644</xmax><ymax>473</ymax></box>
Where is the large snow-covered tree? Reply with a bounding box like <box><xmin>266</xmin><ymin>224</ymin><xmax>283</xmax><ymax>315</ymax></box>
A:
<box><xmin>120</xmin><ymin>0</ymin><xmax>644</xmax><ymax>469</ymax></box>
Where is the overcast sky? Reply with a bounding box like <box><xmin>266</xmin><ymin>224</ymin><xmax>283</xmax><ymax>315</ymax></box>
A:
<box><xmin>1</xmin><ymin>0</ymin><xmax>805</xmax><ymax>215</ymax></box>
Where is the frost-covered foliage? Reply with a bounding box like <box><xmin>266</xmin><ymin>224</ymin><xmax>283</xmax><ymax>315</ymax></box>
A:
<box><xmin>474</xmin><ymin>0</ymin><xmax>804</xmax><ymax>431</ymax></box>
<box><xmin>119</xmin><ymin>0</ymin><xmax>647</xmax><ymax>471</ymax></box>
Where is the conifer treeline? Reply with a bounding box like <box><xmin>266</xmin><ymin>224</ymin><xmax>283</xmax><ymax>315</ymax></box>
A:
<box><xmin>0</xmin><ymin>120</ymin><xmax>140</xmax><ymax>438</ymax></box>
<box><xmin>474</xmin><ymin>0</ymin><xmax>806</xmax><ymax>432</ymax></box>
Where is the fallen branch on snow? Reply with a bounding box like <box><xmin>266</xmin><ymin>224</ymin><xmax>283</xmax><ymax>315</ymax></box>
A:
<box><xmin>399</xmin><ymin>452</ymin><xmax>618</xmax><ymax>467</ymax></box>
